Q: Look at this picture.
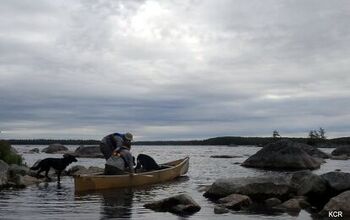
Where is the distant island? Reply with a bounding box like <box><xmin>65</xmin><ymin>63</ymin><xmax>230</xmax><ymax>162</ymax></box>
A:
<box><xmin>4</xmin><ymin>136</ymin><xmax>350</xmax><ymax>147</ymax></box>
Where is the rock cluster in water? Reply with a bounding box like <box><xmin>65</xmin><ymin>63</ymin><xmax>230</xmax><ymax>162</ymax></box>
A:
<box><xmin>204</xmin><ymin>170</ymin><xmax>350</xmax><ymax>217</ymax></box>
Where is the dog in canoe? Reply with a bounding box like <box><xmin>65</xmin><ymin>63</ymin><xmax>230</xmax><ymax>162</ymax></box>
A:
<box><xmin>30</xmin><ymin>154</ymin><xmax>77</xmax><ymax>183</ymax></box>
<box><xmin>135</xmin><ymin>154</ymin><xmax>161</xmax><ymax>171</ymax></box>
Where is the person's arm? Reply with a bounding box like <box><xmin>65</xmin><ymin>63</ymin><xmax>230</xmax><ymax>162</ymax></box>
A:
<box><xmin>113</xmin><ymin>135</ymin><xmax>124</xmax><ymax>151</ymax></box>
<box><xmin>123</xmin><ymin>151</ymin><xmax>134</xmax><ymax>173</ymax></box>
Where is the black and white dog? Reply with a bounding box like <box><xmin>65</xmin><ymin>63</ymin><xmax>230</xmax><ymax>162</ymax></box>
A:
<box><xmin>30</xmin><ymin>154</ymin><xmax>77</xmax><ymax>183</ymax></box>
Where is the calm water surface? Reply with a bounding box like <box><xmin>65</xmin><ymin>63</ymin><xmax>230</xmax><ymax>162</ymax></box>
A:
<box><xmin>0</xmin><ymin>145</ymin><xmax>348</xmax><ymax>220</ymax></box>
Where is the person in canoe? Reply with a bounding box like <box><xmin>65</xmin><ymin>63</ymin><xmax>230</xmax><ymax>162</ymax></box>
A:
<box><xmin>100</xmin><ymin>132</ymin><xmax>135</xmax><ymax>175</ymax></box>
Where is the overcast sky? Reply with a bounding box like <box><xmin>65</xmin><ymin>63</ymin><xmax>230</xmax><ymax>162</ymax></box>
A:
<box><xmin>1</xmin><ymin>0</ymin><xmax>350</xmax><ymax>140</ymax></box>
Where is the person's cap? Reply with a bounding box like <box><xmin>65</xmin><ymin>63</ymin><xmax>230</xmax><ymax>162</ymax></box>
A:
<box><xmin>124</xmin><ymin>132</ymin><xmax>133</xmax><ymax>141</ymax></box>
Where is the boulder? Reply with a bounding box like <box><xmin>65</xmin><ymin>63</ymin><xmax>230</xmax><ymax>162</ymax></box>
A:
<box><xmin>242</xmin><ymin>139</ymin><xmax>323</xmax><ymax>170</ymax></box>
<box><xmin>289</xmin><ymin>170</ymin><xmax>327</xmax><ymax>196</ymax></box>
<box><xmin>42</xmin><ymin>144</ymin><xmax>68</xmax><ymax>154</ymax></box>
<box><xmin>74</xmin><ymin>145</ymin><xmax>103</xmax><ymax>158</ymax></box>
<box><xmin>203</xmin><ymin>176</ymin><xmax>291</xmax><ymax>200</ymax></box>
<box><xmin>144</xmin><ymin>194</ymin><xmax>201</xmax><ymax>215</ymax></box>
<box><xmin>320</xmin><ymin>190</ymin><xmax>350</xmax><ymax>217</ymax></box>
<box><xmin>218</xmin><ymin>194</ymin><xmax>252</xmax><ymax>210</ymax></box>
<box><xmin>0</xmin><ymin>160</ymin><xmax>9</xmax><ymax>187</ymax></box>
<box><xmin>321</xmin><ymin>172</ymin><xmax>350</xmax><ymax>192</ymax></box>
<box><xmin>331</xmin><ymin>145</ymin><xmax>350</xmax><ymax>156</ymax></box>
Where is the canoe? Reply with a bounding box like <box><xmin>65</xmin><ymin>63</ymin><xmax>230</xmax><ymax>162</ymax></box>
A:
<box><xmin>74</xmin><ymin>157</ymin><xmax>189</xmax><ymax>192</ymax></box>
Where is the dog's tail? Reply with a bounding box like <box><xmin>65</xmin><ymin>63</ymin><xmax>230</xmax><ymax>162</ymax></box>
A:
<box><xmin>30</xmin><ymin>160</ymin><xmax>42</xmax><ymax>170</ymax></box>
<box><xmin>30</xmin><ymin>165</ymin><xmax>39</xmax><ymax>170</ymax></box>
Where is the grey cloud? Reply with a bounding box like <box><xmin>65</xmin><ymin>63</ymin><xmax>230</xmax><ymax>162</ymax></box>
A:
<box><xmin>1</xmin><ymin>0</ymin><xmax>350</xmax><ymax>140</ymax></box>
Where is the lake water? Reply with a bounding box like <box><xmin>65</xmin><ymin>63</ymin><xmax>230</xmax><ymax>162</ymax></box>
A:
<box><xmin>0</xmin><ymin>145</ymin><xmax>348</xmax><ymax>220</ymax></box>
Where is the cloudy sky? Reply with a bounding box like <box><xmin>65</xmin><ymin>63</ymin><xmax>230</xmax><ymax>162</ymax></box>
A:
<box><xmin>1</xmin><ymin>0</ymin><xmax>350</xmax><ymax>140</ymax></box>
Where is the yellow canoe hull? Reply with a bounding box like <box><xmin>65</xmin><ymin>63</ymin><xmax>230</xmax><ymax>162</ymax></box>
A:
<box><xmin>74</xmin><ymin>157</ymin><xmax>189</xmax><ymax>192</ymax></box>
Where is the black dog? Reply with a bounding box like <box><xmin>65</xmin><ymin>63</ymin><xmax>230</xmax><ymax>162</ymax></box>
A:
<box><xmin>30</xmin><ymin>154</ymin><xmax>77</xmax><ymax>183</ymax></box>
<box><xmin>135</xmin><ymin>154</ymin><xmax>161</xmax><ymax>171</ymax></box>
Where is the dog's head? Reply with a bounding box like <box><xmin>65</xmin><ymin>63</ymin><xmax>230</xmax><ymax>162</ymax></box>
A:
<box><xmin>63</xmin><ymin>154</ymin><xmax>78</xmax><ymax>163</ymax></box>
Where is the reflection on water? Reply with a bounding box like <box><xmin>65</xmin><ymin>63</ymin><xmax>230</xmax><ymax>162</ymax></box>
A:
<box><xmin>1</xmin><ymin>145</ymin><xmax>348</xmax><ymax>220</ymax></box>
<box><xmin>77</xmin><ymin>189</ymin><xmax>134</xmax><ymax>219</ymax></box>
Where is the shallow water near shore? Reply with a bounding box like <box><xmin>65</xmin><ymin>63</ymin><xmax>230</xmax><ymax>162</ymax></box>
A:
<box><xmin>0</xmin><ymin>145</ymin><xmax>348</xmax><ymax>220</ymax></box>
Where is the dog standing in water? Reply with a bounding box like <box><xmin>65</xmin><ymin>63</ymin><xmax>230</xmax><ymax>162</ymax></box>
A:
<box><xmin>30</xmin><ymin>154</ymin><xmax>77</xmax><ymax>183</ymax></box>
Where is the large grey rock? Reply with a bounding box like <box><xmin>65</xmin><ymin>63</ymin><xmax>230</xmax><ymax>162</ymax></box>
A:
<box><xmin>144</xmin><ymin>194</ymin><xmax>201</xmax><ymax>215</ymax></box>
<box><xmin>242</xmin><ymin>139</ymin><xmax>323</xmax><ymax>170</ymax></box>
<box><xmin>332</xmin><ymin>145</ymin><xmax>350</xmax><ymax>156</ymax></box>
<box><xmin>289</xmin><ymin>170</ymin><xmax>327</xmax><ymax>196</ymax></box>
<box><xmin>0</xmin><ymin>160</ymin><xmax>9</xmax><ymax>187</ymax></box>
<box><xmin>74</xmin><ymin>145</ymin><xmax>103</xmax><ymax>158</ymax></box>
<box><xmin>203</xmin><ymin>176</ymin><xmax>291</xmax><ymax>200</ymax></box>
<box><xmin>320</xmin><ymin>190</ymin><xmax>350</xmax><ymax>217</ymax></box>
<box><xmin>42</xmin><ymin>144</ymin><xmax>68</xmax><ymax>153</ymax></box>
<box><xmin>321</xmin><ymin>172</ymin><xmax>350</xmax><ymax>192</ymax></box>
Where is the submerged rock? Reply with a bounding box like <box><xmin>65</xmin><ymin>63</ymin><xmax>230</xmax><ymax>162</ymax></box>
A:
<box><xmin>242</xmin><ymin>139</ymin><xmax>323</xmax><ymax>170</ymax></box>
<box><xmin>144</xmin><ymin>194</ymin><xmax>201</xmax><ymax>215</ymax></box>
<box><xmin>74</xmin><ymin>145</ymin><xmax>103</xmax><ymax>158</ymax></box>
<box><xmin>42</xmin><ymin>144</ymin><xmax>68</xmax><ymax>154</ymax></box>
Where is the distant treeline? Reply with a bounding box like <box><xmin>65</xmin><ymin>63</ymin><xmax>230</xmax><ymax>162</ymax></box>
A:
<box><xmin>7</xmin><ymin>139</ymin><xmax>100</xmax><ymax>145</ymax></box>
<box><xmin>5</xmin><ymin>136</ymin><xmax>350</xmax><ymax>147</ymax></box>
